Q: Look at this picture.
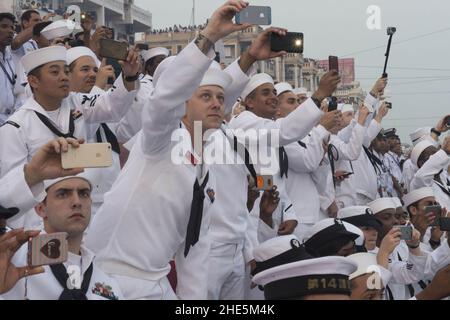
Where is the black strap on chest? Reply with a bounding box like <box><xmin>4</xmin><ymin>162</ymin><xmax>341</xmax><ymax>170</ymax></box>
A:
<box><xmin>34</xmin><ymin>111</ymin><xmax>76</xmax><ymax>139</ymax></box>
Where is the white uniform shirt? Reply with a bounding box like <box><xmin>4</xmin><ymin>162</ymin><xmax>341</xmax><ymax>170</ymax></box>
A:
<box><xmin>410</xmin><ymin>149</ymin><xmax>450</xmax><ymax>210</ymax></box>
<box><xmin>285</xmin><ymin>125</ymin><xmax>329</xmax><ymax>227</ymax></box>
<box><xmin>1</xmin><ymin>243</ymin><xmax>124</xmax><ymax>300</ymax></box>
<box><xmin>0</xmin><ymin>46</ymin><xmax>16</xmax><ymax>122</ymax></box>
<box><xmin>403</xmin><ymin>159</ymin><xmax>418</xmax><ymax>193</ymax></box>
<box><xmin>86</xmin><ymin>42</ymin><xmax>217</xmax><ymax>300</ymax></box>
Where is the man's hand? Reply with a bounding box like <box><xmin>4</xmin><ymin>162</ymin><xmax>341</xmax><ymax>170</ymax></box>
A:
<box><xmin>120</xmin><ymin>47</ymin><xmax>141</xmax><ymax>78</ymax></box>
<box><xmin>406</xmin><ymin>227</ymin><xmax>422</xmax><ymax>255</ymax></box>
<box><xmin>374</xmin><ymin>102</ymin><xmax>389</xmax><ymax>123</ymax></box>
<box><xmin>327</xmin><ymin>201</ymin><xmax>339</xmax><ymax>219</ymax></box>
<box><xmin>241</xmin><ymin>27</ymin><xmax>287</xmax><ymax>66</ymax></box>
<box><xmin>24</xmin><ymin>138</ymin><xmax>84</xmax><ymax>188</ymax></box>
<box><xmin>312</xmin><ymin>71</ymin><xmax>341</xmax><ymax>102</ymax></box>
<box><xmin>357</xmin><ymin>104</ymin><xmax>371</xmax><ymax>125</ymax></box>
<box><xmin>246</xmin><ymin>175</ymin><xmax>261</xmax><ymax>212</ymax></box>
<box><xmin>434</xmin><ymin>115</ymin><xmax>450</xmax><ymax>134</ymax></box>
<box><xmin>370</xmin><ymin>77</ymin><xmax>388</xmax><ymax>98</ymax></box>
<box><xmin>95</xmin><ymin>59</ymin><xmax>116</xmax><ymax>90</ymax></box>
<box><xmin>259</xmin><ymin>186</ymin><xmax>280</xmax><ymax>227</ymax></box>
<box><xmin>320</xmin><ymin>110</ymin><xmax>342</xmax><ymax>131</ymax></box>
<box><xmin>42</xmin><ymin>13</ymin><xmax>56</xmax><ymax>22</ymax></box>
<box><xmin>442</xmin><ymin>136</ymin><xmax>450</xmax><ymax>155</ymax></box>
<box><xmin>377</xmin><ymin>228</ymin><xmax>401</xmax><ymax>268</ymax></box>
<box><xmin>334</xmin><ymin>170</ymin><xmax>351</xmax><ymax>185</ymax></box>
<box><xmin>278</xmin><ymin>220</ymin><xmax>298</xmax><ymax>236</ymax></box>
<box><xmin>0</xmin><ymin>229</ymin><xmax>45</xmax><ymax>294</ymax></box>
<box><xmin>202</xmin><ymin>1</ymin><xmax>251</xmax><ymax>43</ymax></box>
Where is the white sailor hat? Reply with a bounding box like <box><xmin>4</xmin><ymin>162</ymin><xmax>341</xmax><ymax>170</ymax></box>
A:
<box><xmin>199</xmin><ymin>67</ymin><xmax>232</xmax><ymax>90</ymax></box>
<box><xmin>241</xmin><ymin>73</ymin><xmax>274</xmax><ymax>101</ymax></box>
<box><xmin>67</xmin><ymin>46</ymin><xmax>100</xmax><ymax>68</ymax></box>
<box><xmin>40</xmin><ymin>169</ymin><xmax>103</xmax><ymax>202</ymax></box>
<box><xmin>368</xmin><ymin>197</ymin><xmax>396</xmax><ymax>214</ymax></box>
<box><xmin>304</xmin><ymin>219</ymin><xmax>361</xmax><ymax>256</ymax></box>
<box><xmin>409</xmin><ymin>127</ymin><xmax>432</xmax><ymax>146</ymax></box>
<box><xmin>293</xmin><ymin>87</ymin><xmax>308</xmax><ymax>95</ymax></box>
<box><xmin>252</xmin><ymin>235</ymin><xmax>314</xmax><ymax>277</ymax></box>
<box><xmin>274</xmin><ymin>82</ymin><xmax>294</xmax><ymax>96</ymax></box>
<box><xmin>403</xmin><ymin>187</ymin><xmax>435</xmax><ymax>212</ymax></box>
<box><xmin>142</xmin><ymin>47</ymin><xmax>169</xmax><ymax>63</ymax></box>
<box><xmin>338</xmin><ymin>206</ymin><xmax>383</xmax><ymax>231</ymax></box>
<box><xmin>41</xmin><ymin>19</ymin><xmax>76</xmax><ymax>41</ymax></box>
<box><xmin>410</xmin><ymin>140</ymin><xmax>436</xmax><ymax>167</ymax></box>
<box><xmin>391</xmin><ymin>197</ymin><xmax>402</xmax><ymax>209</ymax></box>
<box><xmin>338</xmin><ymin>104</ymin><xmax>354</xmax><ymax>113</ymax></box>
<box><xmin>253</xmin><ymin>255</ymin><xmax>357</xmax><ymax>299</ymax></box>
<box><xmin>347</xmin><ymin>253</ymin><xmax>382</xmax><ymax>284</ymax></box>
<box><xmin>21</xmin><ymin>46</ymin><xmax>67</xmax><ymax>74</ymax></box>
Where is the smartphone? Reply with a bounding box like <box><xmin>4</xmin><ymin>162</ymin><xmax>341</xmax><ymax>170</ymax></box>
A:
<box><xmin>99</xmin><ymin>39</ymin><xmax>128</xmax><ymax>61</ymax></box>
<box><xmin>28</xmin><ymin>232</ymin><xmax>68</xmax><ymax>267</ymax></box>
<box><xmin>136</xmin><ymin>43</ymin><xmax>149</xmax><ymax>51</ymax></box>
<box><xmin>385</xmin><ymin>102</ymin><xmax>392</xmax><ymax>109</ymax></box>
<box><xmin>438</xmin><ymin>217</ymin><xmax>450</xmax><ymax>231</ymax></box>
<box><xmin>341</xmin><ymin>172</ymin><xmax>354</xmax><ymax>178</ymax></box>
<box><xmin>256</xmin><ymin>175</ymin><xmax>274</xmax><ymax>191</ymax></box>
<box><xmin>394</xmin><ymin>225</ymin><xmax>412</xmax><ymax>241</ymax></box>
<box><xmin>270</xmin><ymin>32</ymin><xmax>304</xmax><ymax>54</ymax></box>
<box><xmin>61</xmin><ymin>143</ymin><xmax>113</xmax><ymax>169</ymax></box>
<box><xmin>235</xmin><ymin>6</ymin><xmax>272</xmax><ymax>25</ymax></box>
<box><xmin>425</xmin><ymin>205</ymin><xmax>442</xmax><ymax>225</ymax></box>
<box><xmin>327</xmin><ymin>96</ymin><xmax>338</xmax><ymax>111</ymax></box>
<box><xmin>328</xmin><ymin>56</ymin><xmax>339</xmax><ymax>74</ymax></box>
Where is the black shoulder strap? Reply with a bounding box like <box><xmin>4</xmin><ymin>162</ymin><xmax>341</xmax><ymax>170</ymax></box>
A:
<box><xmin>96</xmin><ymin>123</ymin><xmax>120</xmax><ymax>154</ymax></box>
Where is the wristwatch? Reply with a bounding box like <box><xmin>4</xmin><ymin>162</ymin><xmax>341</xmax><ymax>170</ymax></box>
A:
<box><xmin>124</xmin><ymin>73</ymin><xmax>140</xmax><ymax>82</ymax></box>
<box><xmin>311</xmin><ymin>97</ymin><xmax>321</xmax><ymax>108</ymax></box>
<box><xmin>431</xmin><ymin>128</ymin><xmax>441</xmax><ymax>137</ymax></box>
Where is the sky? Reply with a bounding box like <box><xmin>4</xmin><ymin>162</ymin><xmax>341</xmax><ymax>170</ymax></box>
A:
<box><xmin>134</xmin><ymin>0</ymin><xmax>450</xmax><ymax>144</ymax></box>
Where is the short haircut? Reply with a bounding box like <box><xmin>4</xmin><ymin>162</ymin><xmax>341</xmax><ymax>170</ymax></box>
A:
<box><xmin>0</xmin><ymin>12</ymin><xmax>16</xmax><ymax>24</ymax></box>
<box><xmin>32</xmin><ymin>21</ymin><xmax>52</xmax><ymax>37</ymax></box>
<box><xmin>21</xmin><ymin>10</ymin><xmax>39</xmax><ymax>23</ymax></box>
<box><xmin>28</xmin><ymin>65</ymin><xmax>43</xmax><ymax>79</ymax></box>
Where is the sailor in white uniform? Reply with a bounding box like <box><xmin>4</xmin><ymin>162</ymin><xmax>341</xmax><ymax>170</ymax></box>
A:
<box><xmin>1</xmin><ymin>173</ymin><xmax>124</xmax><ymax>300</ymax></box>
<box><xmin>0</xmin><ymin>45</ymin><xmax>140</xmax><ymax>229</ymax></box>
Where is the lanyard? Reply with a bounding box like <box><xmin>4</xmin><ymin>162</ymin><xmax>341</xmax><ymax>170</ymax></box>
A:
<box><xmin>0</xmin><ymin>58</ymin><xmax>16</xmax><ymax>86</ymax></box>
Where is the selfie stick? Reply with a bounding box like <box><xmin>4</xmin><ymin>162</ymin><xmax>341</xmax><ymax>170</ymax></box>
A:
<box><xmin>382</xmin><ymin>27</ymin><xmax>396</xmax><ymax>78</ymax></box>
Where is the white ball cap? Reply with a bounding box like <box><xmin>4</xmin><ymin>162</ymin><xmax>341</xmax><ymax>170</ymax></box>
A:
<box><xmin>391</xmin><ymin>197</ymin><xmax>402</xmax><ymax>208</ymax></box>
<box><xmin>347</xmin><ymin>253</ymin><xmax>380</xmax><ymax>281</ymax></box>
<box><xmin>253</xmin><ymin>235</ymin><xmax>301</xmax><ymax>263</ymax></box>
<box><xmin>403</xmin><ymin>187</ymin><xmax>435</xmax><ymax>212</ymax></box>
<box><xmin>409</xmin><ymin>127</ymin><xmax>431</xmax><ymax>145</ymax></box>
<box><xmin>40</xmin><ymin>169</ymin><xmax>103</xmax><ymax>202</ymax></box>
<box><xmin>199</xmin><ymin>68</ymin><xmax>232</xmax><ymax>91</ymax></box>
<box><xmin>67</xmin><ymin>46</ymin><xmax>100</xmax><ymax>68</ymax></box>
<box><xmin>41</xmin><ymin>19</ymin><xmax>76</xmax><ymax>41</ymax></box>
<box><xmin>253</xmin><ymin>255</ymin><xmax>357</xmax><ymax>286</ymax></box>
<box><xmin>274</xmin><ymin>82</ymin><xmax>293</xmax><ymax>97</ymax></box>
<box><xmin>241</xmin><ymin>73</ymin><xmax>274</xmax><ymax>101</ymax></box>
<box><xmin>410</xmin><ymin>140</ymin><xmax>435</xmax><ymax>167</ymax></box>
<box><xmin>339</xmin><ymin>104</ymin><xmax>354</xmax><ymax>113</ymax></box>
<box><xmin>338</xmin><ymin>206</ymin><xmax>371</xmax><ymax>219</ymax></box>
<box><xmin>142</xmin><ymin>47</ymin><xmax>169</xmax><ymax>63</ymax></box>
<box><xmin>368</xmin><ymin>197</ymin><xmax>397</xmax><ymax>214</ymax></box>
<box><xmin>21</xmin><ymin>46</ymin><xmax>67</xmax><ymax>74</ymax></box>
<box><xmin>293</xmin><ymin>87</ymin><xmax>308</xmax><ymax>95</ymax></box>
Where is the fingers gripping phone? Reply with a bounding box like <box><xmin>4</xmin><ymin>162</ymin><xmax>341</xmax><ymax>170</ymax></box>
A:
<box><xmin>28</xmin><ymin>232</ymin><xmax>69</xmax><ymax>267</ymax></box>
<box><xmin>256</xmin><ymin>175</ymin><xmax>274</xmax><ymax>191</ymax></box>
<box><xmin>61</xmin><ymin>143</ymin><xmax>113</xmax><ymax>169</ymax></box>
<box><xmin>270</xmin><ymin>32</ymin><xmax>304</xmax><ymax>54</ymax></box>
<box><xmin>425</xmin><ymin>205</ymin><xmax>442</xmax><ymax>226</ymax></box>
<box><xmin>99</xmin><ymin>39</ymin><xmax>128</xmax><ymax>61</ymax></box>
<box><xmin>235</xmin><ymin>6</ymin><xmax>272</xmax><ymax>25</ymax></box>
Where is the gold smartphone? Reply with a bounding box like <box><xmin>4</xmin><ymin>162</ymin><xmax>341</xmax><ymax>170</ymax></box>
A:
<box><xmin>28</xmin><ymin>232</ymin><xmax>68</xmax><ymax>267</ymax></box>
<box><xmin>61</xmin><ymin>143</ymin><xmax>113</xmax><ymax>169</ymax></box>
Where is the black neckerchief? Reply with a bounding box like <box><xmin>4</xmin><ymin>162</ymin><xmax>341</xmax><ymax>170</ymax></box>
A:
<box><xmin>34</xmin><ymin>111</ymin><xmax>76</xmax><ymax>139</ymax></box>
<box><xmin>96</xmin><ymin>123</ymin><xmax>120</xmax><ymax>154</ymax></box>
<box><xmin>50</xmin><ymin>262</ymin><xmax>94</xmax><ymax>300</ymax></box>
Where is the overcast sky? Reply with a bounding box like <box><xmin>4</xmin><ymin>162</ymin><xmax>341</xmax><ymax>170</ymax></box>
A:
<box><xmin>135</xmin><ymin>0</ymin><xmax>450</xmax><ymax>143</ymax></box>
